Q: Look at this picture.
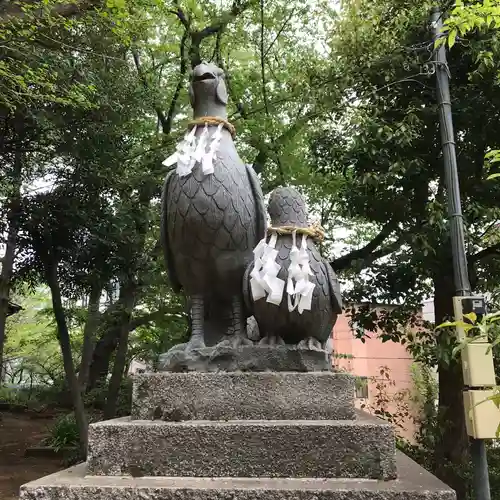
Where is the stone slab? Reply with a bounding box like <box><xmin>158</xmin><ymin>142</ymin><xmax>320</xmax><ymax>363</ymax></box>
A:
<box><xmin>157</xmin><ymin>343</ymin><xmax>331</xmax><ymax>372</ymax></box>
<box><xmin>87</xmin><ymin>412</ymin><xmax>396</xmax><ymax>479</ymax></box>
<box><xmin>20</xmin><ymin>452</ymin><xmax>456</xmax><ymax>500</ymax></box>
<box><xmin>131</xmin><ymin>372</ymin><xmax>355</xmax><ymax>421</ymax></box>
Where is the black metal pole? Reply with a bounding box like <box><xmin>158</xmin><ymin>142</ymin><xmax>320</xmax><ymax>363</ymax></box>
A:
<box><xmin>430</xmin><ymin>7</ymin><xmax>491</xmax><ymax>500</ymax></box>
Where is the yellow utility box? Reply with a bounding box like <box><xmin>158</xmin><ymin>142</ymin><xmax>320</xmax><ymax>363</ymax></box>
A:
<box><xmin>463</xmin><ymin>390</ymin><xmax>500</xmax><ymax>439</ymax></box>
<box><xmin>461</xmin><ymin>342</ymin><xmax>496</xmax><ymax>387</ymax></box>
<box><xmin>452</xmin><ymin>296</ymin><xmax>487</xmax><ymax>342</ymax></box>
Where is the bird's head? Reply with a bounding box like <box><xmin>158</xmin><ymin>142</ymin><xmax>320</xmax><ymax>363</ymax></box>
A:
<box><xmin>188</xmin><ymin>62</ymin><xmax>228</xmax><ymax>119</ymax></box>
<box><xmin>268</xmin><ymin>186</ymin><xmax>309</xmax><ymax>228</ymax></box>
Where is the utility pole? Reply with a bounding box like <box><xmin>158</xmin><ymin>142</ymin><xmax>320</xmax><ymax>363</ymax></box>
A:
<box><xmin>430</xmin><ymin>7</ymin><xmax>491</xmax><ymax>500</ymax></box>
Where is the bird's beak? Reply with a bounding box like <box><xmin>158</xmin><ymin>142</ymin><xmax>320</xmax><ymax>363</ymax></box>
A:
<box><xmin>192</xmin><ymin>63</ymin><xmax>217</xmax><ymax>82</ymax></box>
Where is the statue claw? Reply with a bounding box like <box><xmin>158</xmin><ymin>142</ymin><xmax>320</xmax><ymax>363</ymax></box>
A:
<box><xmin>228</xmin><ymin>333</ymin><xmax>253</xmax><ymax>348</ymax></box>
<box><xmin>186</xmin><ymin>335</ymin><xmax>206</xmax><ymax>351</ymax></box>
<box><xmin>258</xmin><ymin>335</ymin><xmax>285</xmax><ymax>346</ymax></box>
<box><xmin>296</xmin><ymin>337</ymin><xmax>323</xmax><ymax>351</ymax></box>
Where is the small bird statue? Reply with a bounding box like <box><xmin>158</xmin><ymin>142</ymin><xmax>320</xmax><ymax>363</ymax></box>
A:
<box><xmin>161</xmin><ymin>62</ymin><xmax>266</xmax><ymax>350</ymax></box>
<box><xmin>243</xmin><ymin>186</ymin><xmax>342</xmax><ymax>349</ymax></box>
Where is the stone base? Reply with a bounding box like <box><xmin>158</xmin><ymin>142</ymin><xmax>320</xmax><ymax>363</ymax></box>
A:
<box><xmin>20</xmin><ymin>452</ymin><xmax>455</xmax><ymax>500</ymax></box>
<box><xmin>158</xmin><ymin>343</ymin><xmax>331</xmax><ymax>372</ymax></box>
<box><xmin>87</xmin><ymin>412</ymin><xmax>396</xmax><ymax>479</ymax></box>
<box><xmin>131</xmin><ymin>372</ymin><xmax>356</xmax><ymax>421</ymax></box>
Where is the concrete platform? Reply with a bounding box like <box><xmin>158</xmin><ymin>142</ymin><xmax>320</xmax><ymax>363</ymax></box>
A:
<box><xmin>132</xmin><ymin>372</ymin><xmax>355</xmax><ymax>421</ymax></box>
<box><xmin>20</xmin><ymin>452</ymin><xmax>455</xmax><ymax>500</ymax></box>
<box><xmin>87</xmin><ymin>412</ymin><xmax>396</xmax><ymax>479</ymax></box>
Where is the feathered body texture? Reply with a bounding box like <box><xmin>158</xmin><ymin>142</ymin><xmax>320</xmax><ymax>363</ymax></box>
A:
<box><xmin>243</xmin><ymin>186</ymin><xmax>342</xmax><ymax>345</ymax></box>
<box><xmin>163</xmin><ymin>129</ymin><xmax>264</xmax><ymax>298</ymax></box>
<box><xmin>160</xmin><ymin>62</ymin><xmax>266</xmax><ymax>347</ymax></box>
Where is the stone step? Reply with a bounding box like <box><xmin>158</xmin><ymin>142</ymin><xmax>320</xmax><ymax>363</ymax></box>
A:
<box><xmin>131</xmin><ymin>372</ymin><xmax>355</xmax><ymax>421</ymax></box>
<box><xmin>87</xmin><ymin>412</ymin><xmax>396</xmax><ymax>480</ymax></box>
<box><xmin>20</xmin><ymin>452</ymin><xmax>455</xmax><ymax>500</ymax></box>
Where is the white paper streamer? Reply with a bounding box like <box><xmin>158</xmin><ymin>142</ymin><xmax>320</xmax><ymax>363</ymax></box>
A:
<box><xmin>286</xmin><ymin>232</ymin><xmax>315</xmax><ymax>314</ymax></box>
<box><xmin>249</xmin><ymin>233</ymin><xmax>285</xmax><ymax>306</ymax></box>
<box><xmin>162</xmin><ymin>123</ymin><xmax>223</xmax><ymax>178</ymax></box>
<box><xmin>194</xmin><ymin>124</ymin><xmax>209</xmax><ymax>162</ymax></box>
<box><xmin>201</xmin><ymin>123</ymin><xmax>223</xmax><ymax>176</ymax></box>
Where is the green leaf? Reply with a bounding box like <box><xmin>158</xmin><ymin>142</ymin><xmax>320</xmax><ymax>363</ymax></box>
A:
<box><xmin>463</xmin><ymin>311</ymin><xmax>477</xmax><ymax>323</ymax></box>
<box><xmin>436</xmin><ymin>320</ymin><xmax>473</xmax><ymax>330</ymax></box>
<box><xmin>487</xmin><ymin>173</ymin><xmax>500</xmax><ymax>180</ymax></box>
<box><xmin>448</xmin><ymin>29</ymin><xmax>458</xmax><ymax>48</ymax></box>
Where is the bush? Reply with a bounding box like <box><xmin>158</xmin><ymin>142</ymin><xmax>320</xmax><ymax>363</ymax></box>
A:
<box><xmin>0</xmin><ymin>379</ymin><xmax>75</xmax><ymax>410</ymax></box>
<box><xmin>44</xmin><ymin>413</ymin><xmax>79</xmax><ymax>451</ymax></box>
<box><xmin>83</xmin><ymin>377</ymin><xmax>132</xmax><ymax>417</ymax></box>
<box><xmin>0</xmin><ymin>386</ymin><xmax>30</xmax><ymax>405</ymax></box>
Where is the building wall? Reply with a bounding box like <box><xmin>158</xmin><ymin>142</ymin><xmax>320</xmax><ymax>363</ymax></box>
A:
<box><xmin>332</xmin><ymin>310</ymin><xmax>418</xmax><ymax>441</ymax></box>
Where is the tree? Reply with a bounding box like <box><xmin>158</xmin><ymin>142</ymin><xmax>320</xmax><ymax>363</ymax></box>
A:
<box><xmin>3</xmin><ymin>0</ymin><xmax>342</xmax><ymax>438</ymax></box>
<box><xmin>311</xmin><ymin>0</ymin><xmax>500</xmax><ymax>497</ymax></box>
<box><xmin>0</xmin><ymin>0</ymin><xmax>102</xmax><ymax>385</ymax></box>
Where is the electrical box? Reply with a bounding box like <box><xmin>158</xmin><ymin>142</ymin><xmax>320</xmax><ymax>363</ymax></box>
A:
<box><xmin>461</xmin><ymin>342</ymin><xmax>496</xmax><ymax>387</ymax></box>
<box><xmin>463</xmin><ymin>390</ymin><xmax>500</xmax><ymax>439</ymax></box>
<box><xmin>452</xmin><ymin>296</ymin><xmax>487</xmax><ymax>342</ymax></box>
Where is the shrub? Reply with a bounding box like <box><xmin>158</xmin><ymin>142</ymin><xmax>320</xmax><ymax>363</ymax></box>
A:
<box><xmin>83</xmin><ymin>377</ymin><xmax>132</xmax><ymax>417</ymax></box>
<box><xmin>44</xmin><ymin>413</ymin><xmax>79</xmax><ymax>451</ymax></box>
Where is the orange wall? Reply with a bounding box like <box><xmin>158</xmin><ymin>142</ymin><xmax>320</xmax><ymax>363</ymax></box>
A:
<box><xmin>332</xmin><ymin>311</ymin><xmax>417</xmax><ymax>440</ymax></box>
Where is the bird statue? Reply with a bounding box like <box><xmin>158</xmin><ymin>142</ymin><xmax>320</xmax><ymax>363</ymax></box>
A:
<box><xmin>243</xmin><ymin>186</ymin><xmax>342</xmax><ymax>350</ymax></box>
<box><xmin>160</xmin><ymin>62</ymin><xmax>266</xmax><ymax>351</ymax></box>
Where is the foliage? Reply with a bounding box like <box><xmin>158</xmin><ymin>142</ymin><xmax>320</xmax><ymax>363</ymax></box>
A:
<box><xmin>2</xmin><ymin>0</ymin><xmax>343</xmax><ymax>420</ymax></box>
<box><xmin>83</xmin><ymin>377</ymin><xmax>132</xmax><ymax>417</ymax></box>
<box><xmin>365</xmin><ymin>363</ymin><xmax>500</xmax><ymax>500</ymax></box>
<box><xmin>436</xmin><ymin>310</ymin><xmax>500</xmax><ymax>354</ymax></box>
<box><xmin>4</xmin><ymin>288</ymin><xmax>73</xmax><ymax>385</ymax></box>
<box><xmin>3</xmin><ymin>0</ymin><xmax>500</xmax><ymax>488</ymax></box>
<box><xmin>440</xmin><ymin>0</ymin><xmax>500</xmax><ymax>176</ymax></box>
<box><xmin>44</xmin><ymin>413</ymin><xmax>80</xmax><ymax>451</ymax></box>
<box><xmin>436</xmin><ymin>311</ymin><xmax>500</xmax><ymax>438</ymax></box>
<box><xmin>308</xmin><ymin>0</ymin><xmax>500</xmax><ymax>495</ymax></box>
<box><xmin>360</xmin><ymin>366</ymin><xmax>416</xmax><ymax>439</ymax></box>
<box><xmin>442</xmin><ymin>0</ymin><xmax>500</xmax><ymax>53</ymax></box>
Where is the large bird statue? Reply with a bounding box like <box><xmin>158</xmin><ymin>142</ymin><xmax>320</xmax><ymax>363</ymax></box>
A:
<box><xmin>243</xmin><ymin>186</ymin><xmax>342</xmax><ymax>349</ymax></box>
<box><xmin>161</xmin><ymin>62</ymin><xmax>266</xmax><ymax>350</ymax></box>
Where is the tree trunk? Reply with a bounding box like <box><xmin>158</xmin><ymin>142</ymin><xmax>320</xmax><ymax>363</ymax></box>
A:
<box><xmin>0</xmin><ymin>135</ymin><xmax>22</xmax><ymax>384</ymax></box>
<box><xmin>103</xmin><ymin>283</ymin><xmax>135</xmax><ymax>420</ymax></box>
<box><xmin>78</xmin><ymin>284</ymin><xmax>101</xmax><ymax>391</ymax></box>
<box><xmin>46</xmin><ymin>260</ymin><xmax>88</xmax><ymax>457</ymax></box>
<box><xmin>86</xmin><ymin>284</ymin><xmax>143</xmax><ymax>391</ymax></box>
<box><xmin>87</xmin><ymin>323</ymin><xmax>121</xmax><ymax>391</ymax></box>
<box><xmin>433</xmin><ymin>271</ymin><xmax>469</xmax><ymax>500</ymax></box>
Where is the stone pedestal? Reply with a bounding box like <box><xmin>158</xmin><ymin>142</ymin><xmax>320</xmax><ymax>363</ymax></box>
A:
<box><xmin>20</xmin><ymin>372</ymin><xmax>455</xmax><ymax>500</ymax></box>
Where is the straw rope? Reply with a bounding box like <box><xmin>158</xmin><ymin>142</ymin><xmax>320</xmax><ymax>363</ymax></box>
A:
<box><xmin>267</xmin><ymin>222</ymin><xmax>325</xmax><ymax>242</ymax></box>
<box><xmin>188</xmin><ymin>116</ymin><xmax>236</xmax><ymax>138</ymax></box>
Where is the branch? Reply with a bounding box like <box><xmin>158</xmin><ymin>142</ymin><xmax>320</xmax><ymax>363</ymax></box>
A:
<box><xmin>164</xmin><ymin>29</ymin><xmax>188</xmax><ymax>135</ymax></box>
<box><xmin>330</xmin><ymin>223</ymin><xmax>398</xmax><ymax>272</ymax></box>
<box><xmin>169</xmin><ymin>7</ymin><xmax>190</xmax><ymax>30</ymax></box>
<box><xmin>251</xmin><ymin>110</ymin><xmax>318</xmax><ymax>174</ymax></box>
<box><xmin>189</xmin><ymin>0</ymin><xmax>252</xmax><ymax>67</ymax></box>
<box><xmin>468</xmin><ymin>242</ymin><xmax>500</xmax><ymax>264</ymax></box>
<box><xmin>131</xmin><ymin>48</ymin><xmax>169</xmax><ymax>134</ymax></box>
<box><xmin>197</xmin><ymin>0</ymin><xmax>250</xmax><ymax>38</ymax></box>
<box><xmin>259</xmin><ymin>0</ymin><xmax>270</xmax><ymax>116</ymax></box>
<box><xmin>263</xmin><ymin>7</ymin><xmax>295</xmax><ymax>60</ymax></box>
<box><xmin>0</xmin><ymin>0</ymin><xmax>103</xmax><ymax>23</ymax></box>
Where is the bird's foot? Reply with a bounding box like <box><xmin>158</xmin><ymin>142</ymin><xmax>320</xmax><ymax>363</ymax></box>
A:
<box><xmin>186</xmin><ymin>335</ymin><xmax>206</xmax><ymax>351</ymax></box>
<box><xmin>258</xmin><ymin>335</ymin><xmax>285</xmax><ymax>346</ymax></box>
<box><xmin>224</xmin><ymin>332</ymin><xmax>254</xmax><ymax>349</ymax></box>
<box><xmin>296</xmin><ymin>337</ymin><xmax>323</xmax><ymax>351</ymax></box>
